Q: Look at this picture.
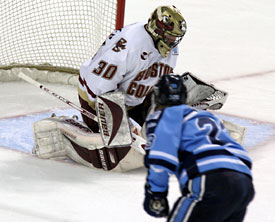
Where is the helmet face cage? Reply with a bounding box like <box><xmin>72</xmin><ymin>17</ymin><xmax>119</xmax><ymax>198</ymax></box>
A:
<box><xmin>148</xmin><ymin>5</ymin><xmax>187</xmax><ymax>57</ymax></box>
<box><xmin>154</xmin><ymin>74</ymin><xmax>187</xmax><ymax>106</ymax></box>
<box><xmin>162</xmin><ymin>32</ymin><xmax>183</xmax><ymax>49</ymax></box>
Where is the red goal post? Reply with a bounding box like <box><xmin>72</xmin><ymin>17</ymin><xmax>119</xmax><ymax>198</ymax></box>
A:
<box><xmin>0</xmin><ymin>0</ymin><xmax>125</xmax><ymax>84</ymax></box>
<box><xmin>116</xmin><ymin>0</ymin><xmax>126</xmax><ymax>30</ymax></box>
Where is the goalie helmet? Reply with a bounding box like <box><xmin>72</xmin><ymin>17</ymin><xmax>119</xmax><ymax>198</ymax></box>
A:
<box><xmin>154</xmin><ymin>74</ymin><xmax>187</xmax><ymax>106</ymax></box>
<box><xmin>146</xmin><ymin>5</ymin><xmax>187</xmax><ymax>57</ymax></box>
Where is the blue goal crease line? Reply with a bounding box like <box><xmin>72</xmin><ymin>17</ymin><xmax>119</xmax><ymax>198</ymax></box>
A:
<box><xmin>0</xmin><ymin>109</ymin><xmax>274</xmax><ymax>153</ymax></box>
<box><xmin>0</xmin><ymin>109</ymin><xmax>80</xmax><ymax>153</ymax></box>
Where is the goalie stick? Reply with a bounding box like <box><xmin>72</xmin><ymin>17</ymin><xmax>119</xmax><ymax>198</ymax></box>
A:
<box><xmin>18</xmin><ymin>72</ymin><xmax>97</xmax><ymax>122</ymax></box>
<box><xmin>18</xmin><ymin>72</ymin><xmax>132</xmax><ymax>148</ymax></box>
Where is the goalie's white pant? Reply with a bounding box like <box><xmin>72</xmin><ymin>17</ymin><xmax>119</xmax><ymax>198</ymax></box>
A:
<box><xmin>33</xmin><ymin>116</ymin><xmax>146</xmax><ymax>172</ymax></box>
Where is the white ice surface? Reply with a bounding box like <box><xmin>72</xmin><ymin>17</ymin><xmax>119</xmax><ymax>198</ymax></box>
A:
<box><xmin>1</xmin><ymin>0</ymin><xmax>275</xmax><ymax>221</ymax></box>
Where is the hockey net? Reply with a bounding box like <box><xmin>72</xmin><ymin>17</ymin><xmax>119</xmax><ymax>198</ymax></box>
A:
<box><xmin>0</xmin><ymin>0</ymin><xmax>125</xmax><ymax>85</ymax></box>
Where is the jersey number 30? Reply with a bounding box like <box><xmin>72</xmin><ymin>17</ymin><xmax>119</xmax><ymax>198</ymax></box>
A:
<box><xmin>92</xmin><ymin>60</ymin><xmax>118</xmax><ymax>80</ymax></box>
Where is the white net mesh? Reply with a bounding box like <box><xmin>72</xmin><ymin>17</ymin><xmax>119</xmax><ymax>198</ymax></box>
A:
<box><xmin>0</xmin><ymin>0</ymin><xmax>122</xmax><ymax>74</ymax></box>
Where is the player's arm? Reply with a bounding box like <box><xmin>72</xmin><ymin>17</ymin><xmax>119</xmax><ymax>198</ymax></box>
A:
<box><xmin>143</xmin><ymin>108</ymin><xmax>183</xmax><ymax>218</ymax></box>
<box><xmin>145</xmin><ymin>108</ymin><xmax>182</xmax><ymax>191</ymax></box>
<box><xmin>79</xmin><ymin>57</ymin><xmax>125</xmax><ymax>101</ymax></box>
<box><xmin>78</xmin><ymin>34</ymin><xmax>128</xmax><ymax>108</ymax></box>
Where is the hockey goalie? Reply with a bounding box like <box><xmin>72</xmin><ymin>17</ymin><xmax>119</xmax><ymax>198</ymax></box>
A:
<box><xmin>31</xmin><ymin>5</ymin><xmax>245</xmax><ymax>172</ymax></box>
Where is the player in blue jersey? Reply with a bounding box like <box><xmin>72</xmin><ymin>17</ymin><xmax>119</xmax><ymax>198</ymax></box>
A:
<box><xmin>143</xmin><ymin>74</ymin><xmax>255</xmax><ymax>222</ymax></box>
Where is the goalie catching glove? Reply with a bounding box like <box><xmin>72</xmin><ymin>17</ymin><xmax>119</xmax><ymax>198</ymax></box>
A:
<box><xmin>181</xmin><ymin>72</ymin><xmax>228</xmax><ymax>110</ymax></box>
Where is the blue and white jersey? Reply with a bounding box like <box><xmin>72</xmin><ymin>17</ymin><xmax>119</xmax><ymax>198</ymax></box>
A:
<box><xmin>145</xmin><ymin>105</ymin><xmax>252</xmax><ymax>193</ymax></box>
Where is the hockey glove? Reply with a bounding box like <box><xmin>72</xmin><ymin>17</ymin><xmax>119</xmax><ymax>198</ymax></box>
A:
<box><xmin>143</xmin><ymin>183</ymin><xmax>169</xmax><ymax>218</ymax></box>
<box><xmin>181</xmin><ymin>72</ymin><xmax>228</xmax><ymax>110</ymax></box>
